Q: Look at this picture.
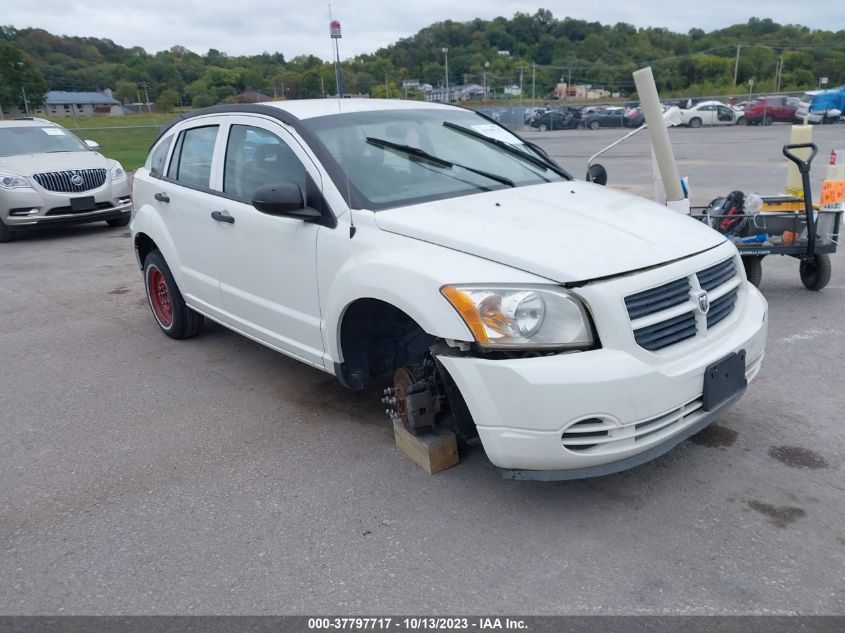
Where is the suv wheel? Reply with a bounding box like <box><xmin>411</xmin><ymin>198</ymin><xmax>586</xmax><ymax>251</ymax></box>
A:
<box><xmin>762</xmin><ymin>115</ymin><xmax>773</xmax><ymax>126</ymax></box>
<box><xmin>107</xmin><ymin>216</ymin><xmax>131</xmax><ymax>228</ymax></box>
<box><xmin>143</xmin><ymin>250</ymin><xmax>204</xmax><ymax>338</ymax></box>
<box><xmin>0</xmin><ymin>220</ymin><xmax>15</xmax><ymax>243</ymax></box>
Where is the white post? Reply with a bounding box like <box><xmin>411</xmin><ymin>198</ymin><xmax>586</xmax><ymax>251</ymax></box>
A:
<box><xmin>632</xmin><ymin>67</ymin><xmax>686</xmax><ymax>211</ymax></box>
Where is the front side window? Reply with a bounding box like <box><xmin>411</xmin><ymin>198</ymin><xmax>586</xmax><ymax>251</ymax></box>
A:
<box><xmin>222</xmin><ymin>125</ymin><xmax>307</xmax><ymax>201</ymax></box>
<box><xmin>303</xmin><ymin>109</ymin><xmax>567</xmax><ymax>210</ymax></box>
<box><xmin>167</xmin><ymin>125</ymin><xmax>218</xmax><ymax>188</ymax></box>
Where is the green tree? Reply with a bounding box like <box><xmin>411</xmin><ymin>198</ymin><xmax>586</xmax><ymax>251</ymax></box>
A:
<box><xmin>0</xmin><ymin>41</ymin><xmax>47</xmax><ymax>111</ymax></box>
<box><xmin>155</xmin><ymin>88</ymin><xmax>179</xmax><ymax>112</ymax></box>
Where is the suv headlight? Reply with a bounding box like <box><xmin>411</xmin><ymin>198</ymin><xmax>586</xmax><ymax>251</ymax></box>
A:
<box><xmin>0</xmin><ymin>171</ymin><xmax>32</xmax><ymax>190</ymax></box>
<box><xmin>110</xmin><ymin>163</ymin><xmax>126</xmax><ymax>180</ymax></box>
<box><xmin>441</xmin><ymin>285</ymin><xmax>595</xmax><ymax>350</ymax></box>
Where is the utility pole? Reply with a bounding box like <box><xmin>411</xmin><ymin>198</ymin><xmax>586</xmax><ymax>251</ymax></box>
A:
<box><xmin>138</xmin><ymin>82</ymin><xmax>151</xmax><ymax>114</ymax></box>
<box><xmin>733</xmin><ymin>44</ymin><xmax>741</xmax><ymax>87</ymax></box>
<box><xmin>483</xmin><ymin>61</ymin><xmax>489</xmax><ymax>100</ymax></box>
<box><xmin>532</xmin><ymin>63</ymin><xmax>536</xmax><ymax>103</ymax></box>
<box><xmin>21</xmin><ymin>86</ymin><xmax>30</xmax><ymax>116</ymax></box>
<box><xmin>442</xmin><ymin>47</ymin><xmax>449</xmax><ymax>102</ymax></box>
<box><xmin>775</xmin><ymin>55</ymin><xmax>784</xmax><ymax>93</ymax></box>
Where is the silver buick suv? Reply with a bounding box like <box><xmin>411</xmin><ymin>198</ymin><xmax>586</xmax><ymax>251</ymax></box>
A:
<box><xmin>0</xmin><ymin>118</ymin><xmax>132</xmax><ymax>242</ymax></box>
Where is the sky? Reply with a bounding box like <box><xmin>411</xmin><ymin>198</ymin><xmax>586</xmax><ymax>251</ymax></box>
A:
<box><xmin>5</xmin><ymin>1</ymin><xmax>843</xmax><ymax>60</ymax></box>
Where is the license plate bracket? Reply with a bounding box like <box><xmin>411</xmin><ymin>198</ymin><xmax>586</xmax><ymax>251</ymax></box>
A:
<box><xmin>70</xmin><ymin>196</ymin><xmax>96</xmax><ymax>213</ymax></box>
<box><xmin>703</xmin><ymin>350</ymin><xmax>747</xmax><ymax>411</ymax></box>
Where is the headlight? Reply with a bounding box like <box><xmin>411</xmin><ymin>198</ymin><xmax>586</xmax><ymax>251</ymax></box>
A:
<box><xmin>441</xmin><ymin>285</ymin><xmax>594</xmax><ymax>349</ymax></box>
<box><xmin>0</xmin><ymin>171</ymin><xmax>32</xmax><ymax>190</ymax></box>
<box><xmin>111</xmin><ymin>163</ymin><xmax>126</xmax><ymax>180</ymax></box>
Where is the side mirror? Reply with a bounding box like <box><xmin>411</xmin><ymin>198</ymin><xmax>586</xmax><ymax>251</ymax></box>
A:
<box><xmin>587</xmin><ymin>164</ymin><xmax>608</xmax><ymax>186</ymax></box>
<box><xmin>251</xmin><ymin>182</ymin><xmax>322</xmax><ymax>221</ymax></box>
<box><xmin>84</xmin><ymin>140</ymin><xmax>100</xmax><ymax>150</ymax></box>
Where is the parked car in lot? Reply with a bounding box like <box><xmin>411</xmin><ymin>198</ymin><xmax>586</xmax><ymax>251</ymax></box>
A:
<box><xmin>582</xmin><ymin>106</ymin><xmax>644</xmax><ymax>129</ymax></box>
<box><xmin>529</xmin><ymin>107</ymin><xmax>580</xmax><ymax>130</ymax></box>
<box><xmin>796</xmin><ymin>89</ymin><xmax>845</xmax><ymax>124</ymax></box>
<box><xmin>0</xmin><ymin>118</ymin><xmax>131</xmax><ymax>242</ymax></box>
<box><xmin>678</xmin><ymin>101</ymin><xmax>745</xmax><ymax>128</ymax></box>
<box><xmin>742</xmin><ymin>96</ymin><xmax>800</xmax><ymax>125</ymax></box>
<box><xmin>131</xmin><ymin>99</ymin><xmax>767</xmax><ymax>479</ymax></box>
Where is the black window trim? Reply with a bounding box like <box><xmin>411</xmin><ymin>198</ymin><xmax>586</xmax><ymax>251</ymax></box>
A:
<box><xmin>154</xmin><ymin>115</ymin><xmax>336</xmax><ymax>228</ymax></box>
<box><xmin>150</xmin><ymin>103</ymin><xmax>571</xmax><ymax>213</ymax></box>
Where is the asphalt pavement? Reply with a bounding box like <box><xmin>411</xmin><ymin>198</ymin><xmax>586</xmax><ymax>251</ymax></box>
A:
<box><xmin>0</xmin><ymin>124</ymin><xmax>843</xmax><ymax>614</ymax></box>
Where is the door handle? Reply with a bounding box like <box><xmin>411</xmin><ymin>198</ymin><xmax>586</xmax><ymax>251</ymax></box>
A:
<box><xmin>211</xmin><ymin>210</ymin><xmax>235</xmax><ymax>224</ymax></box>
<box><xmin>154</xmin><ymin>192</ymin><xmax>170</xmax><ymax>203</ymax></box>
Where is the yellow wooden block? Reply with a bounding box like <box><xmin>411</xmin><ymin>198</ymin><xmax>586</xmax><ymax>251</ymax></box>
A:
<box><xmin>393</xmin><ymin>420</ymin><xmax>459</xmax><ymax>474</ymax></box>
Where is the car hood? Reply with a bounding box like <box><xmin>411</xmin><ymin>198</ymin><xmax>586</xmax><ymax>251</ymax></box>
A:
<box><xmin>0</xmin><ymin>151</ymin><xmax>110</xmax><ymax>176</ymax></box>
<box><xmin>373</xmin><ymin>181</ymin><xmax>724</xmax><ymax>283</ymax></box>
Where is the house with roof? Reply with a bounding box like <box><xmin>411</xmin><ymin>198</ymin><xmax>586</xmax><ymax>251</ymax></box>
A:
<box><xmin>43</xmin><ymin>90</ymin><xmax>122</xmax><ymax>117</ymax></box>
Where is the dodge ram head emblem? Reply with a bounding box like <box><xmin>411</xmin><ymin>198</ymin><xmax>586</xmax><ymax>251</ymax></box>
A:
<box><xmin>697</xmin><ymin>290</ymin><xmax>710</xmax><ymax>314</ymax></box>
<box><xmin>70</xmin><ymin>173</ymin><xmax>84</xmax><ymax>187</ymax></box>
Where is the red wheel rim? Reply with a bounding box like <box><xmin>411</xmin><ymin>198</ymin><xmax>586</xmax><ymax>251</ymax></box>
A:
<box><xmin>147</xmin><ymin>265</ymin><xmax>173</xmax><ymax>327</ymax></box>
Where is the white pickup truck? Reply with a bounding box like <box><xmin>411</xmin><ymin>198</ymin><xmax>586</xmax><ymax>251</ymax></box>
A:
<box><xmin>130</xmin><ymin>99</ymin><xmax>767</xmax><ymax>479</ymax></box>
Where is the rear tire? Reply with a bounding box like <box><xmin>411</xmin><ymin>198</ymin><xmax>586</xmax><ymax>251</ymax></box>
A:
<box><xmin>799</xmin><ymin>254</ymin><xmax>831</xmax><ymax>291</ymax></box>
<box><xmin>0</xmin><ymin>221</ymin><xmax>15</xmax><ymax>243</ymax></box>
<box><xmin>762</xmin><ymin>115</ymin><xmax>773</xmax><ymax>126</ymax></box>
<box><xmin>588</xmin><ymin>120</ymin><xmax>600</xmax><ymax>130</ymax></box>
<box><xmin>107</xmin><ymin>215</ymin><xmax>131</xmax><ymax>227</ymax></box>
<box><xmin>688</xmin><ymin>117</ymin><xmax>702</xmax><ymax>129</ymax></box>
<box><xmin>143</xmin><ymin>250</ymin><xmax>204</xmax><ymax>338</ymax></box>
<box><xmin>735</xmin><ymin>117</ymin><xmax>746</xmax><ymax>126</ymax></box>
<box><xmin>539</xmin><ymin>123</ymin><xmax>548</xmax><ymax>132</ymax></box>
<box><xmin>743</xmin><ymin>256</ymin><xmax>763</xmax><ymax>288</ymax></box>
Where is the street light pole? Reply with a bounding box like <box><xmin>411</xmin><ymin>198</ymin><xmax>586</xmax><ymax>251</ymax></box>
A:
<box><xmin>733</xmin><ymin>44</ymin><xmax>741</xmax><ymax>87</ymax></box>
<box><xmin>442</xmin><ymin>47</ymin><xmax>449</xmax><ymax>103</ymax></box>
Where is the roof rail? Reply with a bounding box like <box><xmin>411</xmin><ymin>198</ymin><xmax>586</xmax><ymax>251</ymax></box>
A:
<box><xmin>12</xmin><ymin>117</ymin><xmax>53</xmax><ymax>124</ymax></box>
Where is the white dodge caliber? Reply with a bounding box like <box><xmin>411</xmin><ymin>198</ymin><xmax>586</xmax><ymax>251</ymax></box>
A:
<box><xmin>131</xmin><ymin>100</ymin><xmax>767</xmax><ymax>479</ymax></box>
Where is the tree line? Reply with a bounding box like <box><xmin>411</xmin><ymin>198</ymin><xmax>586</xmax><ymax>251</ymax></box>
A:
<box><xmin>1</xmin><ymin>12</ymin><xmax>844</xmax><ymax>112</ymax></box>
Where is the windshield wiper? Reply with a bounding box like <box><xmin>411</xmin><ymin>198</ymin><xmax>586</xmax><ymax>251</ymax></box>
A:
<box><xmin>442</xmin><ymin>121</ymin><xmax>568</xmax><ymax>178</ymax></box>
<box><xmin>365</xmin><ymin>137</ymin><xmax>515</xmax><ymax>188</ymax></box>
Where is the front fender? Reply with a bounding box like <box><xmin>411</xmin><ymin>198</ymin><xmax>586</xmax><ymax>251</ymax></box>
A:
<box><xmin>317</xmin><ymin>221</ymin><xmax>550</xmax><ymax>366</ymax></box>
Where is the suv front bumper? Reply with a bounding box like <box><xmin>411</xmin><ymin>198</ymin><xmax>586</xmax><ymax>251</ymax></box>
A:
<box><xmin>436</xmin><ymin>282</ymin><xmax>767</xmax><ymax>479</ymax></box>
<box><xmin>1</xmin><ymin>178</ymin><xmax>132</xmax><ymax>231</ymax></box>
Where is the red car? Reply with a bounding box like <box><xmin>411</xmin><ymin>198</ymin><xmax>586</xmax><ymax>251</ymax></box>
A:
<box><xmin>743</xmin><ymin>96</ymin><xmax>800</xmax><ymax>126</ymax></box>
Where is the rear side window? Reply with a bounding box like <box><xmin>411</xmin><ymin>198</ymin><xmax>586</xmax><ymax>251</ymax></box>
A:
<box><xmin>148</xmin><ymin>135</ymin><xmax>173</xmax><ymax>177</ymax></box>
<box><xmin>223</xmin><ymin>125</ymin><xmax>307</xmax><ymax>201</ymax></box>
<box><xmin>167</xmin><ymin>126</ymin><xmax>218</xmax><ymax>188</ymax></box>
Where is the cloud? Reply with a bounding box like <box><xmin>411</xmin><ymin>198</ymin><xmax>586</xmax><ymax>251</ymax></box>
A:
<box><xmin>5</xmin><ymin>1</ymin><xmax>842</xmax><ymax>59</ymax></box>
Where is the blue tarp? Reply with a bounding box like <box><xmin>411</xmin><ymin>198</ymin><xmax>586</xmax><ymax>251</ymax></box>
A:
<box><xmin>809</xmin><ymin>89</ymin><xmax>845</xmax><ymax>113</ymax></box>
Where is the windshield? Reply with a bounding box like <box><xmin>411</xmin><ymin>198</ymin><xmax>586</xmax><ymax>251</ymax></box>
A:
<box><xmin>302</xmin><ymin>109</ymin><xmax>568</xmax><ymax>210</ymax></box>
<box><xmin>0</xmin><ymin>126</ymin><xmax>88</xmax><ymax>157</ymax></box>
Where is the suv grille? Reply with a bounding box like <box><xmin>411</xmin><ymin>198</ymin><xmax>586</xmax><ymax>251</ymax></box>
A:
<box><xmin>626</xmin><ymin>257</ymin><xmax>740</xmax><ymax>352</ymax></box>
<box><xmin>33</xmin><ymin>169</ymin><xmax>107</xmax><ymax>193</ymax></box>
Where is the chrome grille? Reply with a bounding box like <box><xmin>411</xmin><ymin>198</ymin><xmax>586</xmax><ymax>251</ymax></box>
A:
<box><xmin>626</xmin><ymin>257</ymin><xmax>740</xmax><ymax>352</ymax></box>
<box><xmin>33</xmin><ymin>169</ymin><xmax>107</xmax><ymax>193</ymax></box>
<box><xmin>697</xmin><ymin>258</ymin><xmax>737</xmax><ymax>291</ymax></box>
